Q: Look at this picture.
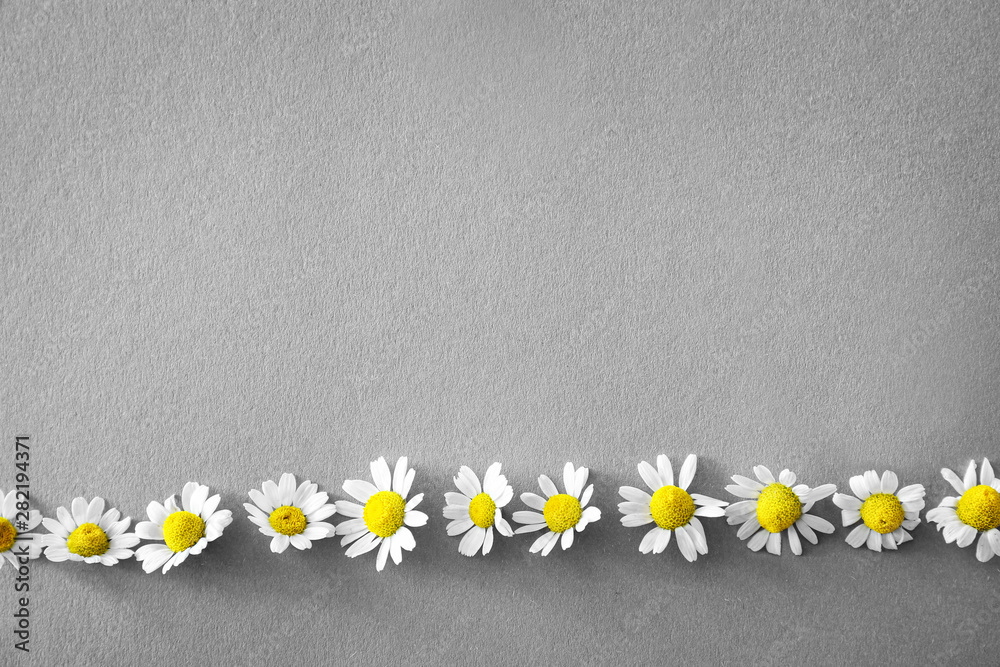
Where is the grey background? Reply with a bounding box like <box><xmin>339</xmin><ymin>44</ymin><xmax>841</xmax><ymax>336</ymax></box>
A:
<box><xmin>3</xmin><ymin>1</ymin><xmax>999</xmax><ymax>665</ymax></box>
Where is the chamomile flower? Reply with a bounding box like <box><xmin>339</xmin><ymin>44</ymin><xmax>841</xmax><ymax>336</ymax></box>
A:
<box><xmin>512</xmin><ymin>462</ymin><xmax>601</xmax><ymax>555</ymax></box>
<box><xmin>0</xmin><ymin>489</ymin><xmax>42</xmax><ymax>568</ymax></box>
<box><xmin>334</xmin><ymin>456</ymin><xmax>428</xmax><ymax>571</ymax></box>
<box><xmin>134</xmin><ymin>482</ymin><xmax>233</xmax><ymax>574</ymax></box>
<box><xmin>725</xmin><ymin>465</ymin><xmax>836</xmax><ymax>556</ymax></box>
<box><xmin>244</xmin><ymin>473</ymin><xmax>337</xmax><ymax>554</ymax></box>
<box><xmin>443</xmin><ymin>463</ymin><xmax>515</xmax><ymax>557</ymax></box>
<box><xmin>618</xmin><ymin>454</ymin><xmax>728</xmax><ymax>562</ymax></box>
<box><xmin>926</xmin><ymin>458</ymin><xmax>1000</xmax><ymax>563</ymax></box>
<box><xmin>832</xmin><ymin>470</ymin><xmax>924</xmax><ymax>552</ymax></box>
<box><xmin>40</xmin><ymin>497</ymin><xmax>138</xmax><ymax>565</ymax></box>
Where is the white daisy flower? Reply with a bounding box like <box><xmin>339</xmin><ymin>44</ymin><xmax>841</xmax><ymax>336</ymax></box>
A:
<box><xmin>512</xmin><ymin>462</ymin><xmax>601</xmax><ymax>555</ymax></box>
<box><xmin>334</xmin><ymin>456</ymin><xmax>428</xmax><ymax>571</ymax></box>
<box><xmin>832</xmin><ymin>470</ymin><xmax>924</xmax><ymax>552</ymax></box>
<box><xmin>618</xmin><ymin>454</ymin><xmax>728</xmax><ymax>562</ymax></box>
<box><xmin>0</xmin><ymin>489</ymin><xmax>42</xmax><ymax>568</ymax></box>
<box><xmin>926</xmin><ymin>458</ymin><xmax>1000</xmax><ymax>563</ymax></box>
<box><xmin>443</xmin><ymin>463</ymin><xmax>515</xmax><ymax>557</ymax></box>
<box><xmin>724</xmin><ymin>465</ymin><xmax>836</xmax><ymax>556</ymax></box>
<box><xmin>244</xmin><ymin>473</ymin><xmax>337</xmax><ymax>554</ymax></box>
<box><xmin>134</xmin><ymin>482</ymin><xmax>233</xmax><ymax>574</ymax></box>
<box><xmin>40</xmin><ymin>497</ymin><xmax>139</xmax><ymax>565</ymax></box>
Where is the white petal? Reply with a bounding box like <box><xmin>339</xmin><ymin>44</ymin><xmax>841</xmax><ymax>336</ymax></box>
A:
<box><xmin>529</xmin><ymin>531</ymin><xmax>553</xmax><ymax>554</ymax></box>
<box><xmin>618</xmin><ymin>486</ymin><xmax>652</xmax><ymax>504</ymax></box>
<box><xmin>725</xmin><ymin>484</ymin><xmax>762</xmax><ymax>499</ymax></box>
<box><xmin>687</xmin><ymin>517</ymin><xmax>708</xmax><ymax>555</ymax></box>
<box><xmin>963</xmin><ymin>460</ymin><xmax>978</xmax><ymax>493</ymax></box>
<box><xmin>376</xmin><ymin>538</ymin><xmax>390</xmax><ymax>571</ymax></box>
<box><xmin>638</xmin><ymin>461</ymin><xmax>663</xmax><ymax>493</ymax></box>
<box><xmin>656</xmin><ymin>455</ymin><xmax>674</xmax><ymax>487</ymax></box>
<box><xmin>981</xmin><ymin>458</ymin><xmax>995</xmax><ymax>486</ymax></box>
<box><xmin>691</xmin><ymin>494</ymin><xmax>727</xmax><ymax>508</ymax></box>
<box><xmin>737</xmin><ymin>517</ymin><xmax>761</xmax><ymax>540</ymax></box>
<box><xmin>794</xmin><ymin>518</ymin><xmax>817</xmax><ymax>544</ymax></box>
<box><xmin>765</xmin><ymin>531</ymin><xmax>781</xmax><ymax>555</ymax></box>
<box><xmin>844</xmin><ymin>524</ymin><xmax>872</xmax><ymax>549</ymax></box>
<box><xmin>787</xmin><ymin>524</ymin><xmax>802</xmax><ymax>555</ymax></box>
<box><xmin>866</xmin><ymin>529</ymin><xmax>881</xmax><ymax>552</ymax></box>
<box><xmin>454</xmin><ymin>467</ymin><xmax>480</xmax><ymax>498</ymax></box>
<box><xmin>747</xmin><ymin>529</ymin><xmax>769</xmax><ymax>552</ymax></box>
<box><xmin>371</xmin><ymin>457</ymin><xmax>392</xmax><ymax>492</ymax></box>
<box><xmin>678</xmin><ymin>454</ymin><xmax>697</xmax><ymax>490</ymax></box>
<box><xmin>731</xmin><ymin>475</ymin><xmax>764</xmax><ymax>492</ymax></box>
<box><xmin>520</xmin><ymin>493</ymin><xmax>546</xmax><ymax>511</ymax></box>
<box><xmin>652</xmin><ymin>527</ymin><xmax>671</xmax><ymax>554</ymax></box>
<box><xmin>392</xmin><ymin>457</ymin><xmax>409</xmax><ymax>495</ymax></box>
<box><xmin>693</xmin><ymin>505</ymin><xmax>725</xmax><ymax>518</ymax></box>
<box><xmin>560</xmin><ymin>528</ymin><xmax>574</xmax><ymax>550</ymax></box>
<box><xmin>574</xmin><ymin>466</ymin><xmax>589</xmax><ymax>498</ymax></box>
<box><xmin>976</xmin><ymin>531</ymin><xmax>995</xmax><ymax>562</ymax></box>
<box><xmin>343</xmin><ymin>480</ymin><xmax>378</xmax><ymax>503</ymax></box>
<box><xmin>541</xmin><ymin>531</ymin><xmax>559</xmax><ymax>556</ymax></box>
<box><xmin>778</xmin><ymin>469</ymin><xmax>796</xmax><ymax>486</ymax></box>
<box><xmin>395</xmin><ymin>527</ymin><xmax>416</xmax><ymax>551</ymax></box>
<box><xmin>841</xmin><ymin>509</ymin><xmax>861</xmax><ymax>526</ymax></box>
<box><xmin>753</xmin><ymin>466</ymin><xmax>775</xmax><ymax>484</ymax></box>
<box><xmin>848</xmin><ymin>475</ymin><xmax>870</xmax><ymax>500</ymax></box>
<box><xmin>863</xmin><ymin>470</ymin><xmax>882</xmax><ymax>495</ymax></box>
<box><xmin>403</xmin><ymin>510</ymin><xmax>427</xmax><ymax>527</ymax></box>
<box><xmin>447</xmin><ymin>519</ymin><xmax>474</xmax><ymax>536</ymax></box>
<box><xmin>833</xmin><ymin>493</ymin><xmax>862</xmax><ymax>511</ymax></box>
<box><xmin>880</xmin><ymin>471</ymin><xmax>898</xmax><ymax>494</ymax></box>
<box><xmin>71</xmin><ymin>498</ymin><xmax>88</xmax><ymax>525</ymax></box>
<box><xmin>639</xmin><ymin>527</ymin><xmax>660</xmax><ymax>554</ymax></box>
<box><xmin>941</xmin><ymin>467</ymin><xmax>967</xmax><ymax>495</ymax></box>
<box><xmin>563</xmin><ymin>462</ymin><xmax>576</xmax><ymax>497</ymax></box>
<box><xmin>896</xmin><ymin>484</ymin><xmax>925</xmax><ymax>503</ymax></box>
<box><xmin>538</xmin><ymin>475</ymin><xmax>558</xmax><ymax>498</ymax></box>
<box><xmin>494</xmin><ymin>514</ymin><xmax>513</xmax><ymax>537</ymax></box>
<box><xmin>675</xmin><ymin>525</ymin><xmax>698</xmax><ymax>561</ymax></box>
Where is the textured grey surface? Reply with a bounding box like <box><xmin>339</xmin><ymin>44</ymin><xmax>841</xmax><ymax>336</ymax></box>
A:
<box><xmin>3</xmin><ymin>1</ymin><xmax>1000</xmax><ymax>665</ymax></box>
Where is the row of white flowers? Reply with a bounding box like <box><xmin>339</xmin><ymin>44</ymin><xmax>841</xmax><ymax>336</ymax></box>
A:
<box><xmin>3</xmin><ymin>456</ymin><xmax>997</xmax><ymax>572</ymax></box>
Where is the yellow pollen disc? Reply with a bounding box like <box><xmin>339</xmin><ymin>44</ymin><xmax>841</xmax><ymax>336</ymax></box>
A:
<box><xmin>0</xmin><ymin>518</ymin><xmax>18</xmax><ymax>553</ymax></box>
<box><xmin>859</xmin><ymin>493</ymin><xmax>904</xmax><ymax>534</ymax></box>
<box><xmin>468</xmin><ymin>493</ymin><xmax>497</xmax><ymax>529</ymax></box>
<box><xmin>66</xmin><ymin>522</ymin><xmax>110</xmax><ymax>558</ymax></box>
<box><xmin>650</xmin><ymin>485</ymin><xmax>696</xmax><ymax>530</ymax></box>
<box><xmin>363</xmin><ymin>491</ymin><xmax>406</xmax><ymax>538</ymax></box>
<box><xmin>756</xmin><ymin>483</ymin><xmax>802</xmax><ymax>533</ymax></box>
<box><xmin>543</xmin><ymin>494</ymin><xmax>582</xmax><ymax>533</ymax></box>
<box><xmin>956</xmin><ymin>485</ymin><xmax>1000</xmax><ymax>532</ymax></box>
<box><xmin>268</xmin><ymin>505</ymin><xmax>307</xmax><ymax>536</ymax></box>
<box><xmin>162</xmin><ymin>511</ymin><xmax>206</xmax><ymax>553</ymax></box>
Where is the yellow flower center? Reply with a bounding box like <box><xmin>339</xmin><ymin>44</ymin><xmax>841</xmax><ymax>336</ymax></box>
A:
<box><xmin>543</xmin><ymin>493</ymin><xmax>582</xmax><ymax>533</ymax></box>
<box><xmin>956</xmin><ymin>485</ymin><xmax>1000</xmax><ymax>532</ymax></box>
<box><xmin>649</xmin><ymin>485</ymin><xmax>695</xmax><ymax>530</ymax></box>
<box><xmin>162</xmin><ymin>511</ymin><xmax>206</xmax><ymax>553</ymax></box>
<box><xmin>363</xmin><ymin>491</ymin><xmax>406</xmax><ymax>538</ymax></box>
<box><xmin>756</xmin><ymin>483</ymin><xmax>802</xmax><ymax>533</ymax></box>
<box><xmin>0</xmin><ymin>518</ymin><xmax>16</xmax><ymax>553</ymax></box>
<box><xmin>268</xmin><ymin>505</ymin><xmax>307</xmax><ymax>536</ymax></box>
<box><xmin>859</xmin><ymin>493</ymin><xmax>904</xmax><ymax>534</ymax></box>
<box><xmin>468</xmin><ymin>493</ymin><xmax>497</xmax><ymax>529</ymax></box>
<box><xmin>66</xmin><ymin>522</ymin><xmax>110</xmax><ymax>558</ymax></box>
